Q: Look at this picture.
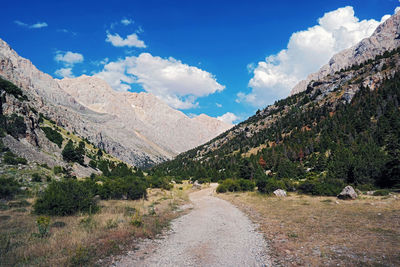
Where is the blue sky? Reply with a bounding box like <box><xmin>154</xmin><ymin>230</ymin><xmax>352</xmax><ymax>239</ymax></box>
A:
<box><xmin>1</xmin><ymin>0</ymin><xmax>399</xmax><ymax>124</ymax></box>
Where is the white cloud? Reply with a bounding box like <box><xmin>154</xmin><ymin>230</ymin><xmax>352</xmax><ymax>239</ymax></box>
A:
<box><xmin>241</xmin><ymin>6</ymin><xmax>391</xmax><ymax>107</ymax></box>
<box><xmin>217</xmin><ymin>112</ymin><xmax>239</xmax><ymax>125</ymax></box>
<box><xmin>55</xmin><ymin>51</ymin><xmax>84</xmax><ymax>66</ymax></box>
<box><xmin>14</xmin><ymin>20</ymin><xmax>48</xmax><ymax>29</ymax></box>
<box><xmin>95</xmin><ymin>53</ymin><xmax>225</xmax><ymax>109</ymax></box>
<box><xmin>216</xmin><ymin>103</ymin><xmax>222</xmax><ymax>108</ymax></box>
<box><xmin>106</xmin><ymin>32</ymin><xmax>146</xmax><ymax>48</ymax></box>
<box><xmin>31</xmin><ymin>22</ymin><xmax>48</xmax><ymax>29</ymax></box>
<box><xmin>121</xmin><ymin>18</ymin><xmax>133</xmax><ymax>26</ymax></box>
<box><xmin>55</xmin><ymin>68</ymin><xmax>74</xmax><ymax>78</ymax></box>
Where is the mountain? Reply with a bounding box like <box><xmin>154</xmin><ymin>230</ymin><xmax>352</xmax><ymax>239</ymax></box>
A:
<box><xmin>153</xmin><ymin>12</ymin><xmax>400</xmax><ymax>192</ymax></box>
<box><xmin>291</xmin><ymin>11</ymin><xmax>400</xmax><ymax>95</ymax></box>
<box><xmin>0</xmin><ymin>39</ymin><xmax>231</xmax><ymax>167</ymax></box>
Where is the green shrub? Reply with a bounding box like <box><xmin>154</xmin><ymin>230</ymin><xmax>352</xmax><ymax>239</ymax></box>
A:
<box><xmin>89</xmin><ymin>160</ymin><xmax>97</xmax><ymax>169</ymax></box>
<box><xmin>5</xmin><ymin>114</ymin><xmax>26</xmax><ymax>138</ymax></box>
<box><xmin>97</xmin><ymin>176</ymin><xmax>147</xmax><ymax>200</ymax></box>
<box><xmin>298</xmin><ymin>178</ymin><xmax>344</xmax><ymax>196</ymax></box>
<box><xmin>3</xmin><ymin>151</ymin><xmax>27</xmax><ymax>165</ymax></box>
<box><xmin>36</xmin><ymin>216</ymin><xmax>50</xmax><ymax>238</ymax></box>
<box><xmin>41</xmin><ymin>127</ymin><xmax>63</xmax><ymax>148</ymax></box>
<box><xmin>31</xmin><ymin>173</ymin><xmax>42</xmax><ymax>182</ymax></box>
<box><xmin>62</xmin><ymin>140</ymin><xmax>84</xmax><ymax>165</ymax></box>
<box><xmin>33</xmin><ymin>179</ymin><xmax>98</xmax><ymax>216</ymax></box>
<box><xmin>0</xmin><ymin>177</ymin><xmax>21</xmax><ymax>199</ymax></box>
<box><xmin>216</xmin><ymin>179</ymin><xmax>255</xmax><ymax>193</ymax></box>
<box><xmin>53</xmin><ymin>166</ymin><xmax>64</xmax><ymax>175</ymax></box>
<box><xmin>373</xmin><ymin>189</ymin><xmax>390</xmax><ymax>196</ymax></box>
<box><xmin>257</xmin><ymin>178</ymin><xmax>286</xmax><ymax>194</ymax></box>
<box><xmin>0</xmin><ymin>77</ymin><xmax>27</xmax><ymax>100</ymax></box>
<box><xmin>146</xmin><ymin>176</ymin><xmax>173</xmax><ymax>190</ymax></box>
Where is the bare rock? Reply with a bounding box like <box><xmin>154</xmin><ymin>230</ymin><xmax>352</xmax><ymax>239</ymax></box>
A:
<box><xmin>291</xmin><ymin>12</ymin><xmax>400</xmax><ymax>95</ymax></box>
<box><xmin>192</xmin><ymin>180</ymin><xmax>201</xmax><ymax>190</ymax></box>
<box><xmin>337</xmin><ymin>186</ymin><xmax>358</xmax><ymax>200</ymax></box>
<box><xmin>273</xmin><ymin>189</ymin><xmax>287</xmax><ymax>197</ymax></box>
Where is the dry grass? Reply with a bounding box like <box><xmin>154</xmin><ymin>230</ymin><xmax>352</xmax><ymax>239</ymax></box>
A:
<box><xmin>0</xmin><ymin>183</ymin><xmax>192</xmax><ymax>266</ymax></box>
<box><xmin>219</xmin><ymin>192</ymin><xmax>400</xmax><ymax>266</ymax></box>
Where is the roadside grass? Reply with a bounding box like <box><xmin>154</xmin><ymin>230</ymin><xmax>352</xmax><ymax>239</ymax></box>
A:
<box><xmin>0</xmin><ymin>184</ymin><xmax>191</xmax><ymax>266</ymax></box>
<box><xmin>219</xmin><ymin>192</ymin><xmax>400</xmax><ymax>266</ymax></box>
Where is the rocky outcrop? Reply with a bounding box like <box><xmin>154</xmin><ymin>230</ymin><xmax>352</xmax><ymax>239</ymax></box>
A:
<box><xmin>291</xmin><ymin>11</ymin><xmax>400</xmax><ymax>95</ymax></box>
<box><xmin>0</xmin><ymin>39</ymin><xmax>232</xmax><ymax>167</ymax></box>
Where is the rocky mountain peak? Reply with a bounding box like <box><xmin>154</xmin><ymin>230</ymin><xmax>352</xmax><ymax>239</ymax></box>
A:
<box><xmin>291</xmin><ymin>11</ymin><xmax>400</xmax><ymax>95</ymax></box>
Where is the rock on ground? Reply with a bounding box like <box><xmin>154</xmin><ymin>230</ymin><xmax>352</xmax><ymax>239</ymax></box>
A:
<box><xmin>115</xmin><ymin>184</ymin><xmax>271</xmax><ymax>267</ymax></box>
<box><xmin>338</xmin><ymin>185</ymin><xmax>358</xmax><ymax>200</ymax></box>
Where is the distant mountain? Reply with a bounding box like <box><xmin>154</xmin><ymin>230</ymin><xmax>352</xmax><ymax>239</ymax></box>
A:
<box><xmin>291</xmin><ymin>11</ymin><xmax>400</xmax><ymax>95</ymax></box>
<box><xmin>0</xmin><ymin>39</ymin><xmax>231</xmax><ymax>167</ymax></box>
<box><xmin>153</xmin><ymin>12</ymin><xmax>400</xmax><ymax>190</ymax></box>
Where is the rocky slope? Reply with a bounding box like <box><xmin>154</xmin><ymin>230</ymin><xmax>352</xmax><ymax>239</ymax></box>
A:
<box><xmin>0</xmin><ymin>39</ymin><xmax>231</xmax><ymax>167</ymax></box>
<box><xmin>291</xmin><ymin>10</ymin><xmax>400</xmax><ymax>95</ymax></box>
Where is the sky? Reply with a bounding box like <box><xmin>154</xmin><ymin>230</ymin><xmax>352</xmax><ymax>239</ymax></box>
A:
<box><xmin>1</xmin><ymin>0</ymin><xmax>399</xmax><ymax>124</ymax></box>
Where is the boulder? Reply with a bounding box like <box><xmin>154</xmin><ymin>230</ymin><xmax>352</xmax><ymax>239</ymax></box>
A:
<box><xmin>273</xmin><ymin>189</ymin><xmax>287</xmax><ymax>197</ymax></box>
<box><xmin>337</xmin><ymin>186</ymin><xmax>358</xmax><ymax>200</ymax></box>
<box><xmin>192</xmin><ymin>180</ymin><xmax>201</xmax><ymax>190</ymax></box>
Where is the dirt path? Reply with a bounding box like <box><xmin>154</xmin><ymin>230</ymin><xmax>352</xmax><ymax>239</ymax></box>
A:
<box><xmin>115</xmin><ymin>184</ymin><xmax>271</xmax><ymax>267</ymax></box>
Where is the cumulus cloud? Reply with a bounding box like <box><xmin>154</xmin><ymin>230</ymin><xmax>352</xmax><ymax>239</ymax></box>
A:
<box><xmin>14</xmin><ymin>20</ymin><xmax>48</xmax><ymax>29</ymax></box>
<box><xmin>55</xmin><ymin>68</ymin><xmax>74</xmax><ymax>78</ymax></box>
<box><xmin>95</xmin><ymin>53</ymin><xmax>225</xmax><ymax>109</ymax></box>
<box><xmin>106</xmin><ymin>32</ymin><xmax>146</xmax><ymax>48</ymax></box>
<box><xmin>121</xmin><ymin>18</ymin><xmax>133</xmax><ymax>25</ymax></box>
<box><xmin>54</xmin><ymin>51</ymin><xmax>84</xmax><ymax>66</ymax></box>
<box><xmin>217</xmin><ymin>112</ymin><xmax>239</xmax><ymax>125</ymax></box>
<box><xmin>241</xmin><ymin>6</ymin><xmax>391</xmax><ymax>107</ymax></box>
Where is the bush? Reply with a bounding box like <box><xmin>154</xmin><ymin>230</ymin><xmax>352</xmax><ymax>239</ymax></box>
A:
<box><xmin>62</xmin><ymin>140</ymin><xmax>84</xmax><ymax>165</ymax></box>
<box><xmin>89</xmin><ymin>160</ymin><xmax>97</xmax><ymax>169</ymax></box>
<box><xmin>257</xmin><ymin>178</ymin><xmax>286</xmax><ymax>194</ymax></box>
<box><xmin>33</xmin><ymin>179</ymin><xmax>98</xmax><ymax>216</ymax></box>
<box><xmin>5</xmin><ymin>114</ymin><xmax>26</xmax><ymax>138</ymax></box>
<box><xmin>298</xmin><ymin>178</ymin><xmax>344</xmax><ymax>196</ymax></box>
<box><xmin>41</xmin><ymin>127</ymin><xmax>63</xmax><ymax>148</ymax></box>
<box><xmin>3</xmin><ymin>151</ymin><xmax>27</xmax><ymax>165</ymax></box>
<box><xmin>0</xmin><ymin>177</ymin><xmax>21</xmax><ymax>199</ymax></box>
<box><xmin>216</xmin><ymin>179</ymin><xmax>255</xmax><ymax>193</ymax></box>
<box><xmin>146</xmin><ymin>176</ymin><xmax>173</xmax><ymax>190</ymax></box>
<box><xmin>97</xmin><ymin>176</ymin><xmax>147</xmax><ymax>200</ymax></box>
<box><xmin>373</xmin><ymin>189</ymin><xmax>390</xmax><ymax>196</ymax></box>
<box><xmin>53</xmin><ymin>166</ymin><xmax>64</xmax><ymax>175</ymax></box>
<box><xmin>31</xmin><ymin>173</ymin><xmax>42</xmax><ymax>182</ymax></box>
<box><xmin>0</xmin><ymin>77</ymin><xmax>27</xmax><ymax>100</ymax></box>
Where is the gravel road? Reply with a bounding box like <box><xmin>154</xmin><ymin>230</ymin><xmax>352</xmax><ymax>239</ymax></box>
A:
<box><xmin>115</xmin><ymin>184</ymin><xmax>271</xmax><ymax>267</ymax></box>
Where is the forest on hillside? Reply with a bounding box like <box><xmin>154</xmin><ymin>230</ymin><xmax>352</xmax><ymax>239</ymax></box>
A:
<box><xmin>152</xmin><ymin>70</ymin><xmax>400</xmax><ymax>196</ymax></box>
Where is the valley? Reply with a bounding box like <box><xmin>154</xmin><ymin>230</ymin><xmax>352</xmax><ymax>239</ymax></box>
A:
<box><xmin>1</xmin><ymin>3</ymin><xmax>400</xmax><ymax>267</ymax></box>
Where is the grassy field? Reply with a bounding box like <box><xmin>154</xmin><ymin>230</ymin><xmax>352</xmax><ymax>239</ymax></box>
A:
<box><xmin>219</xmin><ymin>192</ymin><xmax>400</xmax><ymax>266</ymax></box>
<box><xmin>0</xmin><ymin>183</ymin><xmax>192</xmax><ymax>266</ymax></box>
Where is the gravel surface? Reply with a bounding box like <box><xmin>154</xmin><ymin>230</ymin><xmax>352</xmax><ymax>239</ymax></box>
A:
<box><xmin>115</xmin><ymin>184</ymin><xmax>271</xmax><ymax>267</ymax></box>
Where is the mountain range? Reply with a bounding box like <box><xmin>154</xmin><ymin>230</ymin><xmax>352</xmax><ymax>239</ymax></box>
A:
<box><xmin>0</xmin><ymin>40</ymin><xmax>231</xmax><ymax>167</ymax></box>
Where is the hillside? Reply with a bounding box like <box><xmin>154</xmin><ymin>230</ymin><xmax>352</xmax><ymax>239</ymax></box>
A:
<box><xmin>153</xmin><ymin>20</ymin><xmax>400</xmax><ymax>193</ymax></box>
<box><xmin>0</xmin><ymin>39</ymin><xmax>231</xmax><ymax>167</ymax></box>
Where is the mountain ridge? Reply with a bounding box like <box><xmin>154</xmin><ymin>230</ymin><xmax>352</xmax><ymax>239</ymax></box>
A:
<box><xmin>291</xmin><ymin>10</ymin><xmax>400</xmax><ymax>95</ymax></box>
<box><xmin>0</xmin><ymin>39</ymin><xmax>231</xmax><ymax>167</ymax></box>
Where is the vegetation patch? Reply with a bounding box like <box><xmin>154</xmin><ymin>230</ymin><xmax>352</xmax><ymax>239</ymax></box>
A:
<box><xmin>41</xmin><ymin>126</ymin><xmax>63</xmax><ymax>148</ymax></box>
